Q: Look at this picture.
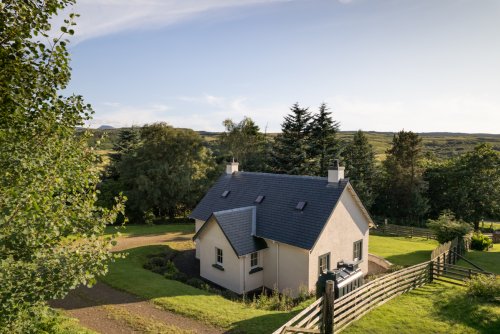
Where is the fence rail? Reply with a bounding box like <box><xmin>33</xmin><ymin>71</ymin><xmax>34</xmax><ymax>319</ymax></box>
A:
<box><xmin>273</xmin><ymin>296</ymin><xmax>324</xmax><ymax>334</ymax></box>
<box><xmin>333</xmin><ymin>261</ymin><xmax>431</xmax><ymax>332</ymax></box>
<box><xmin>372</xmin><ymin>224</ymin><xmax>436</xmax><ymax>239</ymax></box>
<box><xmin>273</xmin><ymin>236</ymin><xmax>491</xmax><ymax>334</ymax></box>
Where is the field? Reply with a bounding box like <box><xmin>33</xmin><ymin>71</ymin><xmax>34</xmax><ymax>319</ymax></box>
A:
<box><xmin>89</xmin><ymin>128</ymin><xmax>500</xmax><ymax>161</ymax></box>
<box><xmin>105</xmin><ymin>223</ymin><xmax>194</xmax><ymax>237</ymax></box>
<box><xmin>345</xmin><ymin>235</ymin><xmax>500</xmax><ymax>334</ymax></box>
<box><xmin>369</xmin><ymin>235</ymin><xmax>438</xmax><ymax>265</ymax></box>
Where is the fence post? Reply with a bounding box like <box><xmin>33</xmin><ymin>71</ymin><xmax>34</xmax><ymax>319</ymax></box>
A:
<box><xmin>429</xmin><ymin>261</ymin><xmax>434</xmax><ymax>282</ymax></box>
<box><xmin>323</xmin><ymin>280</ymin><xmax>335</xmax><ymax>334</ymax></box>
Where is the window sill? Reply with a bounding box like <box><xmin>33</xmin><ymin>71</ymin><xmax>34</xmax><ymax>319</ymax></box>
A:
<box><xmin>249</xmin><ymin>267</ymin><xmax>263</xmax><ymax>274</ymax></box>
<box><xmin>212</xmin><ymin>263</ymin><xmax>224</xmax><ymax>271</ymax></box>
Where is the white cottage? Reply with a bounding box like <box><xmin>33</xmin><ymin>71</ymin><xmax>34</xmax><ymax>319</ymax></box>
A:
<box><xmin>190</xmin><ymin>161</ymin><xmax>373</xmax><ymax>295</ymax></box>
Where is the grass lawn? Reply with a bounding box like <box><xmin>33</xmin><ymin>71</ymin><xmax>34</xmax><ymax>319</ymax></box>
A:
<box><xmin>369</xmin><ymin>235</ymin><xmax>439</xmax><ymax>266</ymax></box>
<box><xmin>101</xmin><ymin>244</ymin><xmax>310</xmax><ymax>334</ymax></box>
<box><xmin>105</xmin><ymin>224</ymin><xmax>194</xmax><ymax>237</ymax></box>
<box><xmin>458</xmin><ymin>243</ymin><xmax>500</xmax><ymax>275</ymax></box>
<box><xmin>343</xmin><ymin>281</ymin><xmax>500</xmax><ymax>334</ymax></box>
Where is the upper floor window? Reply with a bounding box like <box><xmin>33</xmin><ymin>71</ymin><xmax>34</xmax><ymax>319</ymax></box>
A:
<box><xmin>353</xmin><ymin>240</ymin><xmax>363</xmax><ymax>261</ymax></box>
<box><xmin>216</xmin><ymin>247</ymin><xmax>223</xmax><ymax>265</ymax></box>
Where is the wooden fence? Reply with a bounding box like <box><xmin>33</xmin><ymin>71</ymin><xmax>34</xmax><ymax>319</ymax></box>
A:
<box><xmin>273</xmin><ymin>296</ymin><xmax>324</xmax><ymax>334</ymax></box>
<box><xmin>273</xmin><ymin>237</ymin><xmax>492</xmax><ymax>334</ymax></box>
<box><xmin>373</xmin><ymin>224</ymin><xmax>436</xmax><ymax>240</ymax></box>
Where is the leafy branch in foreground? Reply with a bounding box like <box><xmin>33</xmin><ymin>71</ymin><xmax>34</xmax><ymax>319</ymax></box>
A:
<box><xmin>0</xmin><ymin>1</ymin><xmax>124</xmax><ymax>331</ymax></box>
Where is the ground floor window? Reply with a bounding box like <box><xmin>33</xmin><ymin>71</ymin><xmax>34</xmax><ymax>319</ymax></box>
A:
<box><xmin>353</xmin><ymin>240</ymin><xmax>363</xmax><ymax>261</ymax></box>
<box><xmin>318</xmin><ymin>253</ymin><xmax>330</xmax><ymax>275</ymax></box>
<box><xmin>250</xmin><ymin>252</ymin><xmax>259</xmax><ymax>267</ymax></box>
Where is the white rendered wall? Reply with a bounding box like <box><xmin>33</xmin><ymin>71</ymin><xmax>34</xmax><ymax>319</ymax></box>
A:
<box><xmin>198</xmin><ymin>218</ymin><xmax>243</xmax><ymax>293</ymax></box>
<box><xmin>308</xmin><ymin>188</ymin><xmax>370</xmax><ymax>292</ymax></box>
<box><xmin>262</xmin><ymin>240</ymin><xmax>310</xmax><ymax>297</ymax></box>
<box><xmin>194</xmin><ymin>219</ymin><xmax>205</xmax><ymax>259</ymax></box>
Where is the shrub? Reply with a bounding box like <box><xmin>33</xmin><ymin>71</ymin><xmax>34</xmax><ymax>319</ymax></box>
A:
<box><xmin>171</xmin><ymin>272</ymin><xmax>188</xmax><ymax>283</ymax></box>
<box><xmin>163</xmin><ymin>261</ymin><xmax>179</xmax><ymax>279</ymax></box>
<box><xmin>186</xmin><ymin>277</ymin><xmax>207</xmax><ymax>289</ymax></box>
<box><xmin>251</xmin><ymin>287</ymin><xmax>294</xmax><ymax>311</ymax></box>
<box><xmin>465</xmin><ymin>274</ymin><xmax>500</xmax><ymax>301</ymax></box>
<box><xmin>470</xmin><ymin>233</ymin><xmax>493</xmax><ymax>251</ymax></box>
<box><xmin>427</xmin><ymin>211</ymin><xmax>473</xmax><ymax>244</ymax></box>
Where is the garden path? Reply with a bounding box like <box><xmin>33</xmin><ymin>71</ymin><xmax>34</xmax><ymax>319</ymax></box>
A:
<box><xmin>51</xmin><ymin>232</ymin><xmax>222</xmax><ymax>334</ymax></box>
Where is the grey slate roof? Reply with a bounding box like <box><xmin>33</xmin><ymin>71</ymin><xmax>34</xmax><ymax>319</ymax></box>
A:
<box><xmin>190</xmin><ymin>172</ymin><xmax>349</xmax><ymax>250</ymax></box>
<box><xmin>193</xmin><ymin>206</ymin><xmax>268</xmax><ymax>257</ymax></box>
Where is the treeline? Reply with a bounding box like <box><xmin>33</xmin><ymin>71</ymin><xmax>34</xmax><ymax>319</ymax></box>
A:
<box><xmin>99</xmin><ymin>103</ymin><xmax>500</xmax><ymax>228</ymax></box>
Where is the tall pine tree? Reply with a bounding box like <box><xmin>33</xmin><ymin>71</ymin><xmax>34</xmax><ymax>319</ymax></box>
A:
<box><xmin>307</xmin><ymin>103</ymin><xmax>341</xmax><ymax>176</ymax></box>
<box><xmin>270</xmin><ymin>103</ymin><xmax>312</xmax><ymax>174</ymax></box>
<box><xmin>374</xmin><ymin>130</ymin><xmax>429</xmax><ymax>225</ymax></box>
<box><xmin>342</xmin><ymin>130</ymin><xmax>377</xmax><ymax>209</ymax></box>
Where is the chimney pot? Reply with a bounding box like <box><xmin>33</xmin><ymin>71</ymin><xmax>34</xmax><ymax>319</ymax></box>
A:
<box><xmin>328</xmin><ymin>160</ymin><xmax>344</xmax><ymax>183</ymax></box>
<box><xmin>226</xmin><ymin>161</ymin><xmax>239</xmax><ymax>174</ymax></box>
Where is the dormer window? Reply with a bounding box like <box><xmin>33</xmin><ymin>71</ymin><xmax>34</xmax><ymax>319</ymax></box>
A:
<box><xmin>255</xmin><ymin>195</ymin><xmax>265</xmax><ymax>203</ymax></box>
<box><xmin>221</xmin><ymin>190</ymin><xmax>230</xmax><ymax>198</ymax></box>
<box><xmin>296</xmin><ymin>201</ymin><xmax>307</xmax><ymax>211</ymax></box>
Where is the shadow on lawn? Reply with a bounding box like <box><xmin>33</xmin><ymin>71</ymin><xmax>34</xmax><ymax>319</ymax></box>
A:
<box><xmin>225</xmin><ymin>309</ymin><xmax>303</xmax><ymax>334</ymax></box>
<box><xmin>384</xmin><ymin>250</ymin><xmax>432</xmax><ymax>266</ymax></box>
<box><xmin>434</xmin><ymin>293</ymin><xmax>500</xmax><ymax>334</ymax></box>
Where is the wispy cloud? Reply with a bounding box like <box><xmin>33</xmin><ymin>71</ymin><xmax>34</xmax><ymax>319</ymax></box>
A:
<box><xmin>87</xmin><ymin>95</ymin><xmax>288</xmax><ymax>131</ymax></box>
<box><xmin>54</xmin><ymin>0</ymin><xmax>292</xmax><ymax>44</ymax></box>
<box><xmin>326</xmin><ymin>94</ymin><xmax>500</xmax><ymax>133</ymax></box>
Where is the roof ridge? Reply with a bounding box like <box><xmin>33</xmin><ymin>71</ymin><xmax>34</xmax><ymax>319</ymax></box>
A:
<box><xmin>236</xmin><ymin>171</ymin><xmax>327</xmax><ymax>181</ymax></box>
<box><xmin>213</xmin><ymin>206</ymin><xmax>256</xmax><ymax>215</ymax></box>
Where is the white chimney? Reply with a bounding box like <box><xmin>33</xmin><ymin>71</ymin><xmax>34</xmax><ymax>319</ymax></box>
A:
<box><xmin>226</xmin><ymin>161</ymin><xmax>239</xmax><ymax>174</ymax></box>
<box><xmin>328</xmin><ymin>159</ymin><xmax>344</xmax><ymax>183</ymax></box>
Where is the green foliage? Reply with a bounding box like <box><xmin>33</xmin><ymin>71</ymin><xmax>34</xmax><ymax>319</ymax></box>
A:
<box><xmin>375</xmin><ymin>130</ymin><xmax>429</xmax><ymax>224</ymax></box>
<box><xmin>465</xmin><ymin>274</ymin><xmax>500</xmax><ymax>301</ymax></box>
<box><xmin>251</xmin><ymin>287</ymin><xmax>294</xmax><ymax>311</ymax></box>
<box><xmin>115</xmin><ymin>123</ymin><xmax>217</xmax><ymax>221</ymax></box>
<box><xmin>270</xmin><ymin>103</ymin><xmax>312</xmax><ymax>174</ymax></box>
<box><xmin>425</xmin><ymin>144</ymin><xmax>500</xmax><ymax>229</ymax></box>
<box><xmin>307</xmin><ymin>103</ymin><xmax>341</xmax><ymax>176</ymax></box>
<box><xmin>470</xmin><ymin>232</ymin><xmax>493</xmax><ymax>251</ymax></box>
<box><xmin>219</xmin><ymin>117</ymin><xmax>268</xmax><ymax>171</ymax></box>
<box><xmin>427</xmin><ymin>211</ymin><xmax>473</xmax><ymax>244</ymax></box>
<box><xmin>342</xmin><ymin>130</ymin><xmax>377</xmax><ymax>209</ymax></box>
<box><xmin>0</xmin><ymin>1</ymin><xmax>124</xmax><ymax>331</ymax></box>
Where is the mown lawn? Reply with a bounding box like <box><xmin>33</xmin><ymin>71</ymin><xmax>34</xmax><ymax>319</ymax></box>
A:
<box><xmin>458</xmin><ymin>243</ymin><xmax>500</xmax><ymax>274</ymax></box>
<box><xmin>105</xmin><ymin>224</ymin><xmax>194</xmax><ymax>237</ymax></box>
<box><xmin>101</xmin><ymin>245</ymin><xmax>310</xmax><ymax>334</ymax></box>
<box><xmin>345</xmin><ymin>235</ymin><xmax>500</xmax><ymax>333</ymax></box>
<box><xmin>369</xmin><ymin>235</ymin><xmax>439</xmax><ymax>266</ymax></box>
<box><xmin>343</xmin><ymin>281</ymin><xmax>500</xmax><ymax>334</ymax></box>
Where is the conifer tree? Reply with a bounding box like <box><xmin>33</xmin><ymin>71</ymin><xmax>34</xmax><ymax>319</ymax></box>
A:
<box><xmin>270</xmin><ymin>103</ymin><xmax>312</xmax><ymax>174</ymax></box>
<box><xmin>342</xmin><ymin>130</ymin><xmax>377</xmax><ymax>209</ymax></box>
<box><xmin>308</xmin><ymin>103</ymin><xmax>341</xmax><ymax>176</ymax></box>
<box><xmin>374</xmin><ymin>130</ymin><xmax>429</xmax><ymax>224</ymax></box>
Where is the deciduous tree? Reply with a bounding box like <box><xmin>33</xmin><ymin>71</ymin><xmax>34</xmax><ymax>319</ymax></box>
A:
<box><xmin>0</xmin><ymin>1</ymin><xmax>124</xmax><ymax>331</ymax></box>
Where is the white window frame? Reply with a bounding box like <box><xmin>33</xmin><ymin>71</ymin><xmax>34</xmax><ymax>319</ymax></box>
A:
<box><xmin>318</xmin><ymin>253</ymin><xmax>330</xmax><ymax>276</ymax></box>
<box><xmin>216</xmin><ymin>247</ymin><xmax>223</xmax><ymax>266</ymax></box>
<box><xmin>250</xmin><ymin>252</ymin><xmax>259</xmax><ymax>268</ymax></box>
<box><xmin>353</xmin><ymin>239</ymin><xmax>363</xmax><ymax>262</ymax></box>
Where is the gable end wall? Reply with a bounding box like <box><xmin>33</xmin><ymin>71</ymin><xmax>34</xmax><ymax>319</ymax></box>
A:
<box><xmin>308</xmin><ymin>189</ymin><xmax>370</xmax><ymax>292</ymax></box>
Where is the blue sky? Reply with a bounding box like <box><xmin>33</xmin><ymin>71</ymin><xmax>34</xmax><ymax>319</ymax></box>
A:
<box><xmin>61</xmin><ymin>0</ymin><xmax>500</xmax><ymax>133</ymax></box>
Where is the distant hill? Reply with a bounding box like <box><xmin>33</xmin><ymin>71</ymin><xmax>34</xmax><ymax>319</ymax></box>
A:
<box><xmin>86</xmin><ymin>127</ymin><xmax>500</xmax><ymax>161</ymax></box>
<box><xmin>97</xmin><ymin>125</ymin><xmax>115</xmax><ymax>130</ymax></box>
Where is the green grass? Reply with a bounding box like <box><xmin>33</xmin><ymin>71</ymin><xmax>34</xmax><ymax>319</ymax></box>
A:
<box><xmin>46</xmin><ymin>310</ymin><xmax>97</xmax><ymax>334</ymax></box>
<box><xmin>105</xmin><ymin>224</ymin><xmax>194</xmax><ymax>237</ymax></box>
<box><xmin>343</xmin><ymin>281</ymin><xmax>500</xmax><ymax>334</ymax></box>
<box><xmin>101</xmin><ymin>245</ymin><xmax>309</xmax><ymax>334</ymax></box>
<box><xmin>369</xmin><ymin>235</ymin><xmax>439</xmax><ymax>266</ymax></box>
<box><xmin>458</xmin><ymin>243</ymin><xmax>500</xmax><ymax>274</ymax></box>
